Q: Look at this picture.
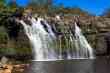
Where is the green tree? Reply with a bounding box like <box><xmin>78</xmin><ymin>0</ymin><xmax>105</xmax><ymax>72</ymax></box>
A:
<box><xmin>0</xmin><ymin>0</ymin><xmax>5</xmax><ymax>7</ymax></box>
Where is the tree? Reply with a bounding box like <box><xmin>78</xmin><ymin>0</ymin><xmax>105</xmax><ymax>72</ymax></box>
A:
<box><xmin>0</xmin><ymin>0</ymin><xmax>5</xmax><ymax>6</ymax></box>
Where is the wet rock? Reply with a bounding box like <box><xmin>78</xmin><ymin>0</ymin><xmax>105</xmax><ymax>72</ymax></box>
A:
<box><xmin>13</xmin><ymin>64</ymin><xmax>29</xmax><ymax>73</ymax></box>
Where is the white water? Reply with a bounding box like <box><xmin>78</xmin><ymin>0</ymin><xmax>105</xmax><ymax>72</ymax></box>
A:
<box><xmin>19</xmin><ymin>17</ymin><xmax>94</xmax><ymax>61</ymax></box>
<box><xmin>74</xmin><ymin>22</ymin><xmax>94</xmax><ymax>59</ymax></box>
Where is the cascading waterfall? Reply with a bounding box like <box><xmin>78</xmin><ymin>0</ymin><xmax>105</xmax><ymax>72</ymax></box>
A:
<box><xmin>19</xmin><ymin>17</ymin><xmax>94</xmax><ymax>61</ymax></box>
<box><xmin>74</xmin><ymin>22</ymin><xmax>94</xmax><ymax>59</ymax></box>
<box><xmin>19</xmin><ymin>17</ymin><xmax>57</xmax><ymax>61</ymax></box>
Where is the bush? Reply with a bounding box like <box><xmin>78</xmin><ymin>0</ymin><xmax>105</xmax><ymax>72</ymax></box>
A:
<box><xmin>0</xmin><ymin>26</ymin><xmax>8</xmax><ymax>44</ymax></box>
<box><xmin>0</xmin><ymin>48</ymin><xmax>16</xmax><ymax>55</ymax></box>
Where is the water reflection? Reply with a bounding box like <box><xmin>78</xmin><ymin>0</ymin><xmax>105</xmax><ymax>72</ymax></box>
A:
<box><xmin>27</xmin><ymin>59</ymin><xmax>94</xmax><ymax>73</ymax></box>
<box><xmin>26</xmin><ymin>57</ymin><xmax>110</xmax><ymax>73</ymax></box>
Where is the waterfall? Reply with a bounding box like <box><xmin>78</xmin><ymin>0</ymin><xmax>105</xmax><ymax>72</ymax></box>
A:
<box><xmin>19</xmin><ymin>17</ymin><xmax>57</xmax><ymax>61</ymax></box>
<box><xmin>19</xmin><ymin>17</ymin><xmax>94</xmax><ymax>61</ymax></box>
<box><xmin>74</xmin><ymin>22</ymin><xmax>94</xmax><ymax>59</ymax></box>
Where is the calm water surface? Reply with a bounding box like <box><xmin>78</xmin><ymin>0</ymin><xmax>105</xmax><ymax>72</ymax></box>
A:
<box><xmin>26</xmin><ymin>57</ymin><xmax>110</xmax><ymax>73</ymax></box>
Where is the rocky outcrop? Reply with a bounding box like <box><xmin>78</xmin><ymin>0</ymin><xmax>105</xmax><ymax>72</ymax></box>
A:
<box><xmin>0</xmin><ymin>64</ymin><xmax>29</xmax><ymax>73</ymax></box>
<box><xmin>78</xmin><ymin>16</ymin><xmax>110</xmax><ymax>55</ymax></box>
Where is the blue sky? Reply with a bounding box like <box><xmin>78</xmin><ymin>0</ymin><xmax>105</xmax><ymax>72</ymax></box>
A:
<box><xmin>6</xmin><ymin>0</ymin><xmax>110</xmax><ymax>15</ymax></box>
<box><xmin>6</xmin><ymin>0</ymin><xmax>29</xmax><ymax>6</ymax></box>
<box><xmin>54</xmin><ymin>0</ymin><xmax>110</xmax><ymax>15</ymax></box>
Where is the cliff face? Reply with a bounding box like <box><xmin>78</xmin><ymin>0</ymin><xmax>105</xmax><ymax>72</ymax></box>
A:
<box><xmin>0</xmin><ymin>16</ymin><xmax>110</xmax><ymax>56</ymax></box>
<box><xmin>77</xmin><ymin>16</ymin><xmax>110</xmax><ymax>55</ymax></box>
